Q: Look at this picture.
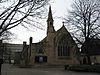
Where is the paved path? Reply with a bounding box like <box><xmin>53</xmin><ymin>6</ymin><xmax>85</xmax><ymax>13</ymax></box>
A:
<box><xmin>1</xmin><ymin>64</ymin><xmax>100</xmax><ymax>75</ymax></box>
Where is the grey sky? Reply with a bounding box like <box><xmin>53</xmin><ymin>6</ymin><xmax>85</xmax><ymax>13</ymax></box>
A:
<box><xmin>9</xmin><ymin>0</ymin><xmax>73</xmax><ymax>44</ymax></box>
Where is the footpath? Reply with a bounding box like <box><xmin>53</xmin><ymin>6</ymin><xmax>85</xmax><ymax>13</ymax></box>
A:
<box><xmin>1</xmin><ymin>64</ymin><xmax>100</xmax><ymax>75</ymax></box>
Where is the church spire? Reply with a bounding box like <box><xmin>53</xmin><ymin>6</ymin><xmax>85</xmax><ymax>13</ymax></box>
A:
<box><xmin>47</xmin><ymin>6</ymin><xmax>53</xmax><ymax>22</ymax></box>
<box><xmin>47</xmin><ymin>6</ymin><xmax>55</xmax><ymax>34</ymax></box>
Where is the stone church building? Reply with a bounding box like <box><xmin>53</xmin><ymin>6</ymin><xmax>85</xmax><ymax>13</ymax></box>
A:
<box><xmin>21</xmin><ymin>6</ymin><xmax>79</xmax><ymax>66</ymax></box>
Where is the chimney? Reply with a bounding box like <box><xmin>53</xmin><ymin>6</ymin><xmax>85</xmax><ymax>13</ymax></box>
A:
<box><xmin>29</xmin><ymin>37</ymin><xmax>32</xmax><ymax>45</ymax></box>
<box><xmin>29</xmin><ymin>37</ymin><xmax>32</xmax><ymax>56</ymax></box>
<box><xmin>23</xmin><ymin>41</ymin><xmax>27</xmax><ymax>46</ymax></box>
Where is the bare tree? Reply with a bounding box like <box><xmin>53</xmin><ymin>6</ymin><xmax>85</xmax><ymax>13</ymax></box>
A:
<box><xmin>64</xmin><ymin>0</ymin><xmax>100</xmax><ymax>64</ymax></box>
<box><xmin>0</xmin><ymin>0</ymin><xmax>50</xmax><ymax>38</ymax></box>
<box><xmin>65</xmin><ymin>0</ymin><xmax>100</xmax><ymax>45</ymax></box>
<box><xmin>0</xmin><ymin>30</ymin><xmax>15</xmax><ymax>42</ymax></box>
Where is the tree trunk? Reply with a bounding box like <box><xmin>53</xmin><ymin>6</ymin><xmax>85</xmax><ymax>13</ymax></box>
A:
<box><xmin>87</xmin><ymin>55</ymin><xmax>91</xmax><ymax>65</ymax></box>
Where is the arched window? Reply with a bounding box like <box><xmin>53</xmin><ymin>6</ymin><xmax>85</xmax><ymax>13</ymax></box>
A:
<box><xmin>57</xmin><ymin>36</ymin><xmax>70</xmax><ymax>56</ymax></box>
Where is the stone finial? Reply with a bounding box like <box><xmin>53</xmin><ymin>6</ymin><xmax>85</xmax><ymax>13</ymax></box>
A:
<box><xmin>62</xmin><ymin>22</ymin><xmax>65</xmax><ymax>26</ymax></box>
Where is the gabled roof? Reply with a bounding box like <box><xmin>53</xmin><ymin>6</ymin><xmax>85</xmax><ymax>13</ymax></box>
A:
<box><xmin>57</xmin><ymin>25</ymin><xmax>69</xmax><ymax>33</ymax></box>
<box><xmin>56</xmin><ymin>25</ymin><xmax>74</xmax><ymax>41</ymax></box>
<box><xmin>55</xmin><ymin>25</ymin><xmax>78</xmax><ymax>48</ymax></box>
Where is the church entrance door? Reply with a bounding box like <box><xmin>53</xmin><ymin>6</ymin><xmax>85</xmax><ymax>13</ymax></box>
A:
<box><xmin>35</xmin><ymin>56</ymin><xmax>47</xmax><ymax>63</ymax></box>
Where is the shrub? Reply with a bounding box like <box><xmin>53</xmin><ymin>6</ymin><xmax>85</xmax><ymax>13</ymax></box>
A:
<box><xmin>68</xmin><ymin>65</ymin><xmax>100</xmax><ymax>72</ymax></box>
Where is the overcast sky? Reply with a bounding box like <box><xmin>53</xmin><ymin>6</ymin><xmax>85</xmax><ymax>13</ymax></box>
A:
<box><xmin>9</xmin><ymin>0</ymin><xmax>73</xmax><ymax>44</ymax></box>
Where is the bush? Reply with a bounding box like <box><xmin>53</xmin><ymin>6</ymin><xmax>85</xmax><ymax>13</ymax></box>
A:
<box><xmin>68</xmin><ymin>65</ymin><xmax>100</xmax><ymax>72</ymax></box>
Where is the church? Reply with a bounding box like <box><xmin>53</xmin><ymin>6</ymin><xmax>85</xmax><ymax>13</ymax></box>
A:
<box><xmin>21</xmin><ymin>6</ymin><xmax>79</xmax><ymax>66</ymax></box>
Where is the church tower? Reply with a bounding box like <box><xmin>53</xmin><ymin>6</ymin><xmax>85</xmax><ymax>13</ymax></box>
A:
<box><xmin>47</xmin><ymin>6</ymin><xmax>55</xmax><ymax>34</ymax></box>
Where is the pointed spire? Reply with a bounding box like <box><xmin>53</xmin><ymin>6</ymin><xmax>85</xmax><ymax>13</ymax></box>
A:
<box><xmin>47</xmin><ymin>6</ymin><xmax>53</xmax><ymax>22</ymax></box>
<box><xmin>47</xmin><ymin>6</ymin><xmax>55</xmax><ymax>34</ymax></box>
